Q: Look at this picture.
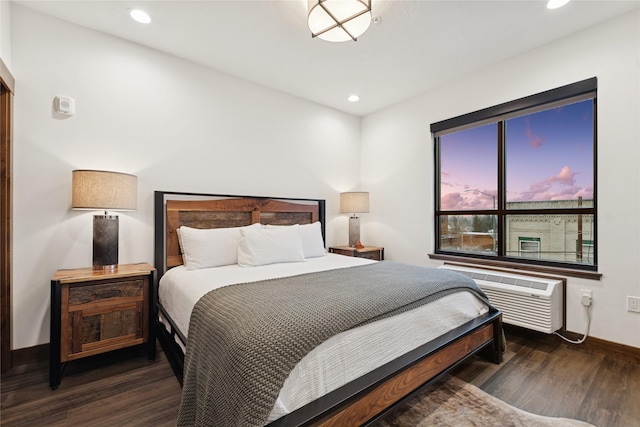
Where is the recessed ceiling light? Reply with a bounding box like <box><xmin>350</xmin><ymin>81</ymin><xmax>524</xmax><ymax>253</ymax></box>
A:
<box><xmin>348</xmin><ymin>95</ymin><xmax>360</xmax><ymax>102</ymax></box>
<box><xmin>129</xmin><ymin>9</ymin><xmax>151</xmax><ymax>24</ymax></box>
<box><xmin>546</xmin><ymin>0</ymin><xmax>570</xmax><ymax>10</ymax></box>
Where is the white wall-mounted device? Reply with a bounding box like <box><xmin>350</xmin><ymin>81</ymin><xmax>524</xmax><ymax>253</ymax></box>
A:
<box><xmin>439</xmin><ymin>264</ymin><xmax>563</xmax><ymax>334</ymax></box>
<box><xmin>54</xmin><ymin>96</ymin><xmax>76</xmax><ymax>116</ymax></box>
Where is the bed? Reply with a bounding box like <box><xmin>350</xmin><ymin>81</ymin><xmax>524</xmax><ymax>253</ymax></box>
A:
<box><xmin>153</xmin><ymin>191</ymin><xmax>503</xmax><ymax>426</ymax></box>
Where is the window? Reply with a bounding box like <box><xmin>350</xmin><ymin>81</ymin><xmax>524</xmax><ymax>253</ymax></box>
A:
<box><xmin>433</xmin><ymin>78</ymin><xmax>597</xmax><ymax>270</ymax></box>
<box><xmin>518</xmin><ymin>237</ymin><xmax>541</xmax><ymax>259</ymax></box>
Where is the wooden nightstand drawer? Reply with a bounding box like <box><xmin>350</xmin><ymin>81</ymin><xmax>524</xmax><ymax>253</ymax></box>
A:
<box><xmin>329</xmin><ymin>246</ymin><xmax>384</xmax><ymax>261</ymax></box>
<box><xmin>358</xmin><ymin>251</ymin><xmax>381</xmax><ymax>260</ymax></box>
<box><xmin>66</xmin><ymin>294</ymin><xmax>145</xmax><ymax>359</ymax></box>
<box><xmin>69</xmin><ymin>279</ymin><xmax>144</xmax><ymax>305</ymax></box>
<box><xmin>62</xmin><ymin>276</ymin><xmax>148</xmax><ymax>362</ymax></box>
<box><xmin>79</xmin><ymin>304</ymin><xmax>140</xmax><ymax>343</ymax></box>
<box><xmin>50</xmin><ymin>263</ymin><xmax>156</xmax><ymax>389</ymax></box>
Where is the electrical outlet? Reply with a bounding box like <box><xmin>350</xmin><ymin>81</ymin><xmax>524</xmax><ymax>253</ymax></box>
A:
<box><xmin>628</xmin><ymin>296</ymin><xmax>640</xmax><ymax>313</ymax></box>
<box><xmin>581</xmin><ymin>290</ymin><xmax>592</xmax><ymax>307</ymax></box>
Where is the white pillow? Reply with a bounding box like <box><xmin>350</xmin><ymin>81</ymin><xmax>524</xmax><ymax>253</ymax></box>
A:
<box><xmin>238</xmin><ymin>224</ymin><xmax>305</xmax><ymax>267</ymax></box>
<box><xmin>266</xmin><ymin>222</ymin><xmax>326</xmax><ymax>258</ymax></box>
<box><xmin>298</xmin><ymin>222</ymin><xmax>326</xmax><ymax>258</ymax></box>
<box><xmin>178</xmin><ymin>223</ymin><xmax>260</xmax><ymax>270</ymax></box>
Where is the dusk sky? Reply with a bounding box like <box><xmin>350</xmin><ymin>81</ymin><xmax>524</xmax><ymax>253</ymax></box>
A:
<box><xmin>440</xmin><ymin>99</ymin><xmax>594</xmax><ymax>211</ymax></box>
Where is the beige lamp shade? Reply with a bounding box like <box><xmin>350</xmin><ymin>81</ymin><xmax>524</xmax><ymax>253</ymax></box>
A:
<box><xmin>340</xmin><ymin>191</ymin><xmax>369</xmax><ymax>214</ymax></box>
<box><xmin>72</xmin><ymin>170</ymin><xmax>137</xmax><ymax>211</ymax></box>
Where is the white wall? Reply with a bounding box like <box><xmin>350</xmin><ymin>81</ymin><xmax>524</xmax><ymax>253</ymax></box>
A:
<box><xmin>10</xmin><ymin>5</ymin><xmax>362</xmax><ymax>349</ymax></box>
<box><xmin>1</xmin><ymin>0</ymin><xmax>11</xmax><ymax>67</ymax></box>
<box><xmin>361</xmin><ymin>10</ymin><xmax>640</xmax><ymax>348</ymax></box>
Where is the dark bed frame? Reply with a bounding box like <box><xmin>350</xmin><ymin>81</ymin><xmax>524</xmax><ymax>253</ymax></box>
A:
<box><xmin>153</xmin><ymin>190</ymin><xmax>503</xmax><ymax>426</ymax></box>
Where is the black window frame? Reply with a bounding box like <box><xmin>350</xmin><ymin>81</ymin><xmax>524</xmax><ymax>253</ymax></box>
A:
<box><xmin>432</xmin><ymin>78</ymin><xmax>598</xmax><ymax>272</ymax></box>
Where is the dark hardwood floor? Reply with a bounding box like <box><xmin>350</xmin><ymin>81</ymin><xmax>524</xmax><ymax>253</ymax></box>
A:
<box><xmin>1</xmin><ymin>345</ymin><xmax>181</xmax><ymax>426</ymax></box>
<box><xmin>452</xmin><ymin>326</ymin><xmax>640</xmax><ymax>427</ymax></box>
<box><xmin>2</xmin><ymin>327</ymin><xmax>639</xmax><ymax>426</ymax></box>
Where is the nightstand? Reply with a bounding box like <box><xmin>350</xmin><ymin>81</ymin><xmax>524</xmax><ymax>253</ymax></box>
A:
<box><xmin>49</xmin><ymin>263</ymin><xmax>156</xmax><ymax>389</ymax></box>
<box><xmin>329</xmin><ymin>246</ymin><xmax>384</xmax><ymax>261</ymax></box>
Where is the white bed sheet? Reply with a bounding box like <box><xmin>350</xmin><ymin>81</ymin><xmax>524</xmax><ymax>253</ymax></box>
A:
<box><xmin>158</xmin><ymin>254</ymin><xmax>488</xmax><ymax>422</ymax></box>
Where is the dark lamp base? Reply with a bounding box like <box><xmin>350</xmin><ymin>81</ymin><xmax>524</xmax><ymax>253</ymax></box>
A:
<box><xmin>93</xmin><ymin>215</ymin><xmax>119</xmax><ymax>270</ymax></box>
<box><xmin>348</xmin><ymin>216</ymin><xmax>361</xmax><ymax>247</ymax></box>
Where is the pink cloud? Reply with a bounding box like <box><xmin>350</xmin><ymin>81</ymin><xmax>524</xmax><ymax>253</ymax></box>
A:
<box><xmin>441</xmin><ymin>193</ymin><xmax>464</xmax><ymax>210</ymax></box>
<box><xmin>514</xmin><ymin>166</ymin><xmax>592</xmax><ymax>202</ymax></box>
<box><xmin>550</xmin><ymin>165</ymin><xmax>576</xmax><ymax>186</ymax></box>
<box><xmin>524</xmin><ymin>118</ymin><xmax>544</xmax><ymax>149</ymax></box>
<box><xmin>464</xmin><ymin>191</ymin><xmax>495</xmax><ymax>209</ymax></box>
<box><xmin>441</xmin><ymin>191</ymin><xmax>495</xmax><ymax>210</ymax></box>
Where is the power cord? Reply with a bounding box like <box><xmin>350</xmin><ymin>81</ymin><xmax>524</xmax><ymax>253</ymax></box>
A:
<box><xmin>554</xmin><ymin>303</ymin><xmax>591</xmax><ymax>344</ymax></box>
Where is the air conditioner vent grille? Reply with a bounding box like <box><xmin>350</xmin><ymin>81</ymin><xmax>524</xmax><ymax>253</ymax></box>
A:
<box><xmin>485</xmin><ymin>274</ymin><xmax>503</xmax><ymax>283</ymax></box>
<box><xmin>457</xmin><ymin>270</ymin><xmax>548</xmax><ymax>291</ymax></box>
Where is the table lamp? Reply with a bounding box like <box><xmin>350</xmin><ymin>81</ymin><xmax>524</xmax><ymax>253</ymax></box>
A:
<box><xmin>72</xmin><ymin>170</ymin><xmax>137</xmax><ymax>270</ymax></box>
<box><xmin>340</xmin><ymin>191</ymin><xmax>369</xmax><ymax>247</ymax></box>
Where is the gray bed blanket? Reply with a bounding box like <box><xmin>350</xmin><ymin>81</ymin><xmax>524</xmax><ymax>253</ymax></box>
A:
<box><xmin>176</xmin><ymin>261</ymin><xmax>490</xmax><ymax>427</ymax></box>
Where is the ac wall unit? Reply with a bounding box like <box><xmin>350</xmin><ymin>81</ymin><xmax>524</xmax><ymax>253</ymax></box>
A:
<box><xmin>440</xmin><ymin>264</ymin><xmax>563</xmax><ymax>334</ymax></box>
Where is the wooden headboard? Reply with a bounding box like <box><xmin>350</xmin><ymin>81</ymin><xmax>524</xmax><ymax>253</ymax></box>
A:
<box><xmin>154</xmin><ymin>191</ymin><xmax>326</xmax><ymax>275</ymax></box>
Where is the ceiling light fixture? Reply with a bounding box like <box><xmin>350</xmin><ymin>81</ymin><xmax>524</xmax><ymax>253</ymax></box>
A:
<box><xmin>348</xmin><ymin>94</ymin><xmax>360</xmax><ymax>102</ymax></box>
<box><xmin>546</xmin><ymin>0</ymin><xmax>570</xmax><ymax>10</ymax></box>
<box><xmin>308</xmin><ymin>0</ymin><xmax>372</xmax><ymax>42</ymax></box>
<box><xmin>129</xmin><ymin>8</ymin><xmax>151</xmax><ymax>24</ymax></box>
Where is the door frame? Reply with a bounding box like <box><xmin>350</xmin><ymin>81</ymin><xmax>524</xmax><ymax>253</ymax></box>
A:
<box><xmin>1</xmin><ymin>57</ymin><xmax>15</xmax><ymax>374</ymax></box>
